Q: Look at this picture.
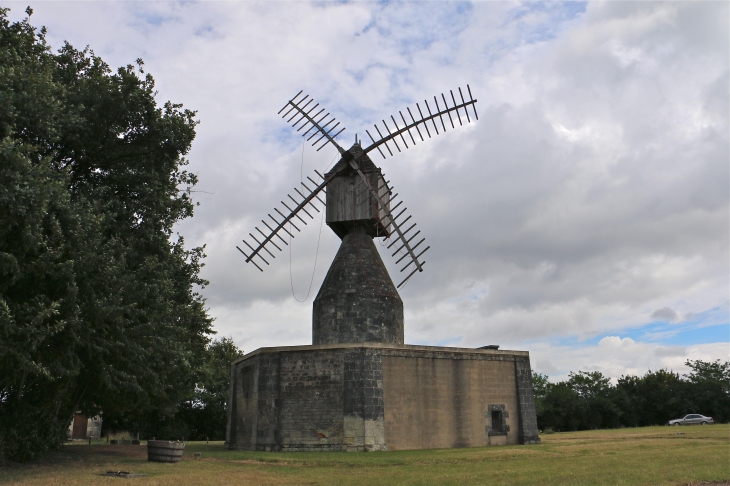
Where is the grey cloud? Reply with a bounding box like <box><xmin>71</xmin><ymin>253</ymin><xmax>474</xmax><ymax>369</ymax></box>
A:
<box><xmin>535</xmin><ymin>360</ymin><xmax>559</xmax><ymax>375</ymax></box>
<box><xmin>651</xmin><ymin>307</ymin><xmax>679</xmax><ymax>322</ymax></box>
<box><xmin>7</xmin><ymin>1</ymin><xmax>728</xmax><ymax>371</ymax></box>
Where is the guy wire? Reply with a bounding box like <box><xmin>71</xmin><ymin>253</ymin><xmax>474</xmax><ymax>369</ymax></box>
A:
<box><xmin>289</xmin><ymin>141</ymin><xmax>337</xmax><ymax>302</ymax></box>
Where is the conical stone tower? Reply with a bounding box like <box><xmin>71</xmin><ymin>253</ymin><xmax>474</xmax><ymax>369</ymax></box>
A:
<box><xmin>313</xmin><ymin>143</ymin><xmax>403</xmax><ymax>345</ymax></box>
<box><xmin>313</xmin><ymin>226</ymin><xmax>403</xmax><ymax>345</ymax></box>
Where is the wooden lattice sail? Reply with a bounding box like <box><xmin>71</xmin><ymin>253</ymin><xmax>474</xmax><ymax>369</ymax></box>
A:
<box><xmin>237</xmin><ymin>86</ymin><xmax>478</xmax><ymax>288</ymax></box>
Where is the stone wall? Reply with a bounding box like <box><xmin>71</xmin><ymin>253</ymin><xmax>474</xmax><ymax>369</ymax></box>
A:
<box><xmin>279</xmin><ymin>350</ymin><xmax>345</xmax><ymax>451</ymax></box>
<box><xmin>343</xmin><ymin>348</ymin><xmax>385</xmax><ymax>451</ymax></box>
<box><xmin>381</xmin><ymin>349</ymin><xmax>521</xmax><ymax>449</ymax></box>
<box><xmin>227</xmin><ymin>358</ymin><xmax>257</xmax><ymax>449</ymax></box>
<box><xmin>225</xmin><ymin>343</ymin><xmax>540</xmax><ymax>452</ymax></box>
<box><xmin>514</xmin><ymin>356</ymin><xmax>541</xmax><ymax>444</ymax></box>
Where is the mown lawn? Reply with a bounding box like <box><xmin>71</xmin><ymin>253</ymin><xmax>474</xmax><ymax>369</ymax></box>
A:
<box><xmin>1</xmin><ymin>425</ymin><xmax>728</xmax><ymax>485</ymax></box>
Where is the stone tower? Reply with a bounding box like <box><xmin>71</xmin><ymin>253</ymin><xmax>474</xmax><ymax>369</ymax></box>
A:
<box><xmin>313</xmin><ymin>143</ymin><xmax>403</xmax><ymax>345</ymax></box>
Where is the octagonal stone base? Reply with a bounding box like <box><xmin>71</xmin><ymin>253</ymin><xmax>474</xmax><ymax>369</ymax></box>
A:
<box><xmin>225</xmin><ymin>343</ymin><xmax>540</xmax><ymax>452</ymax></box>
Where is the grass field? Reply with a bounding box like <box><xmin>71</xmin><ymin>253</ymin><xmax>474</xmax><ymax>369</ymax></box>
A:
<box><xmin>1</xmin><ymin>425</ymin><xmax>728</xmax><ymax>485</ymax></box>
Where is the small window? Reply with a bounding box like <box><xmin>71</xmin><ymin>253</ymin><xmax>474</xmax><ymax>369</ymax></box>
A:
<box><xmin>491</xmin><ymin>410</ymin><xmax>503</xmax><ymax>433</ymax></box>
<box><xmin>486</xmin><ymin>405</ymin><xmax>509</xmax><ymax>436</ymax></box>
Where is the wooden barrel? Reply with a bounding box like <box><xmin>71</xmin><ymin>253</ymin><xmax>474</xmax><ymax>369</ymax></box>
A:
<box><xmin>147</xmin><ymin>440</ymin><xmax>185</xmax><ymax>463</ymax></box>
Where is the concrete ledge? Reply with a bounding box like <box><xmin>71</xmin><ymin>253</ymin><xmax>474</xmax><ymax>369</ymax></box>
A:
<box><xmin>232</xmin><ymin>343</ymin><xmax>529</xmax><ymax>365</ymax></box>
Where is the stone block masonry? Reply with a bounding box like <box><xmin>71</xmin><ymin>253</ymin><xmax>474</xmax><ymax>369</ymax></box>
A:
<box><xmin>514</xmin><ymin>356</ymin><xmax>541</xmax><ymax>444</ymax></box>
<box><xmin>312</xmin><ymin>228</ymin><xmax>404</xmax><ymax>346</ymax></box>
<box><xmin>225</xmin><ymin>343</ymin><xmax>540</xmax><ymax>451</ymax></box>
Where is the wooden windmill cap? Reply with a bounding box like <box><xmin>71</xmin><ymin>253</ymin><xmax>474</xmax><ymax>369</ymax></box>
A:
<box><xmin>325</xmin><ymin>143</ymin><xmax>380</xmax><ymax>176</ymax></box>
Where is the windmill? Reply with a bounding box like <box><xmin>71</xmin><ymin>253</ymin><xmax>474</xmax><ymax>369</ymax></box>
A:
<box><xmin>226</xmin><ymin>87</ymin><xmax>541</xmax><ymax>452</ymax></box>
<box><xmin>237</xmin><ymin>86</ymin><xmax>478</xmax><ymax>345</ymax></box>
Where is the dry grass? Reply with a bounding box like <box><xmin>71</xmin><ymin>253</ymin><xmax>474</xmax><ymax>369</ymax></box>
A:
<box><xmin>1</xmin><ymin>425</ymin><xmax>728</xmax><ymax>485</ymax></box>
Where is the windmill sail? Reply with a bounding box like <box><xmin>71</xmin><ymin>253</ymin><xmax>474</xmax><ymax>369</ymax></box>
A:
<box><xmin>347</xmin><ymin>85</ymin><xmax>476</xmax><ymax>286</ymax></box>
<box><xmin>343</xmin><ymin>158</ymin><xmax>428</xmax><ymax>288</ymax></box>
<box><xmin>278</xmin><ymin>91</ymin><xmax>347</xmax><ymax>154</ymax></box>
<box><xmin>236</xmin><ymin>170</ymin><xmax>328</xmax><ymax>272</ymax></box>
<box><xmin>238</xmin><ymin>85</ymin><xmax>478</xmax><ymax>289</ymax></box>
<box><xmin>363</xmin><ymin>85</ymin><xmax>478</xmax><ymax>159</ymax></box>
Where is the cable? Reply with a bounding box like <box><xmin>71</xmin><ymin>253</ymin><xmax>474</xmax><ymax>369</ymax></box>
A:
<box><xmin>289</xmin><ymin>143</ymin><xmax>337</xmax><ymax>302</ymax></box>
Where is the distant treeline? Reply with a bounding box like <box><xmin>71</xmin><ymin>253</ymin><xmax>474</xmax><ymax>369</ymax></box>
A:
<box><xmin>532</xmin><ymin>359</ymin><xmax>730</xmax><ymax>432</ymax></box>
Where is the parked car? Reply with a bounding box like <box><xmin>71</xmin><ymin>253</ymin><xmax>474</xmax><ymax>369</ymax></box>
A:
<box><xmin>667</xmin><ymin>414</ymin><xmax>715</xmax><ymax>426</ymax></box>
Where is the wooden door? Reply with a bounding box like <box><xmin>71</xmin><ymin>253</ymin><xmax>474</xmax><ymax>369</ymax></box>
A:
<box><xmin>71</xmin><ymin>413</ymin><xmax>87</xmax><ymax>439</ymax></box>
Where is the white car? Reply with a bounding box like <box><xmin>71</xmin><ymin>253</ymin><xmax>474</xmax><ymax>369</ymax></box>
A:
<box><xmin>667</xmin><ymin>414</ymin><xmax>715</xmax><ymax>425</ymax></box>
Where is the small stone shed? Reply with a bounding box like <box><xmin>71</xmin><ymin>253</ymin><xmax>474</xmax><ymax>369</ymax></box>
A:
<box><xmin>68</xmin><ymin>413</ymin><xmax>103</xmax><ymax>440</ymax></box>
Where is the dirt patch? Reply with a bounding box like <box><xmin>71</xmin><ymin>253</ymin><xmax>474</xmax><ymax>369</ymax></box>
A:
<box><xmin>224</xmin><ymin>459</ymin><xmax>300</xmax><ymax>467</ymax></box>
<box><xmin>85</xmin><ymin>445</ymin><xmax>147</xmax><ymax>459</ymax></box>
<box><xmin>53</xmin><ymin>444</ymin><xmax>148</xmax><ymax>462</ymax></box>
<box><xmin>0</xmin><ymin>444</ymin><xmax>147</xmax><ymax>471</ymax></box>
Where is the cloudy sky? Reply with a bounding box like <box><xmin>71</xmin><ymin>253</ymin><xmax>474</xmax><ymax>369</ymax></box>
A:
<box><xmin>8</xmin><ymin>1</ymin><xmax>728</xmax><ymax>381</ymax></box>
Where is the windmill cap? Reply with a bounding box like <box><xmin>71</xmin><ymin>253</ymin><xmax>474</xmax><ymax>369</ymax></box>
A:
<box><xmin>325</xmin><ymin>143</ymin><xmax>380</xmax><ymax>176</ymax></box>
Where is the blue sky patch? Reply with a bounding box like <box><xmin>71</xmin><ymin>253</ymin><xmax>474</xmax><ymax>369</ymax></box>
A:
<box><xmin>549</xmin><ymin>308</ymin><xmax>729</xmax><ymax>348</ymax></box>
<box><xmin>504</xmin><ymin>1</ymin><xmax>587</xmax><ymax>45</ymax></box>
<box><xmin>623</xmin><ymin>323</ymin><xmax>729</xmax><ymax>347</ymax></box>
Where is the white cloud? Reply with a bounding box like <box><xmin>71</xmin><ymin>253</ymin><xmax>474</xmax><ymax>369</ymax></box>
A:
<box><xmin>530</xmin><ymin>340</ymin><xmax>729</xmax><ymax>383</ymax></box>
<box><xmin>6</xmin><ymin>1</ymin><xmax>728</xmax><ymax>377</ymax></box>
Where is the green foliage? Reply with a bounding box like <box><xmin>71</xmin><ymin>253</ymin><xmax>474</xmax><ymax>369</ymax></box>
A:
<box><xmin>539</xmin><ymin>382</ymin><xmax>583</xmax><ymax>431</ymax></box>
<box><xmin>180</xmin><ymin>337</ymin><xmax>245</xmax><ymax>440</ymax></box>
<box><xmin>685</xmin><ymin>359</ymin><xmax>730</xmax><ymax>388</ymax></box>
<box><xmin>534</xmin><ymin>360</ymin><xmax>730</xmax><ymax>432</ymax></box>
<box><xmin>531</xmin><ymin>372</ymin><xmax>549</xmax><ymax>417</ymax></box>
<box><xmin>531</xmin><ymin>371</ymin><xmax>549</xmax><ymax>398</ymax></box>
<box><xmin>681</xmin><ymin>359</ymin><xmax>730</xmax><ymax>424</ymax></box>
<box><xmin>0</xmin><ymin>8</ymin><xmax>213</xmax><ymax>461</ymax></box>
<box><xmin>103</xmin><ymin>338</ymin><xmax>244</xmax><ymax>441</ymax></box>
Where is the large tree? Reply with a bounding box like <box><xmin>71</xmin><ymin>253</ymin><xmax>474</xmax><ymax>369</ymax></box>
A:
<box><xmin>0</xmin><ymin>7</ymin><xmax>213</xmax><ymax>461</ymax></box>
